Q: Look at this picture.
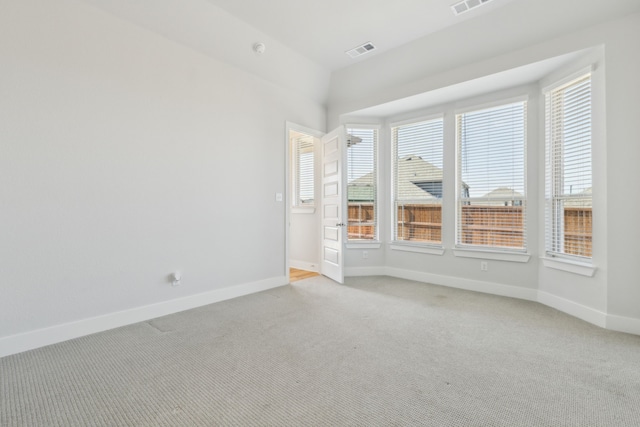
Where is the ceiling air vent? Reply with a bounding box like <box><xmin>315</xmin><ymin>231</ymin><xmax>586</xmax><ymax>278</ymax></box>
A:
<box><xmin>451</xmin><ymin>0</ymin><xmax>492</xmax><ymax>15</ymax></box>
<box><xmin>346</xmin><ymin>42</ymin><xmax>376</xmax><ymax>59</ymax></box>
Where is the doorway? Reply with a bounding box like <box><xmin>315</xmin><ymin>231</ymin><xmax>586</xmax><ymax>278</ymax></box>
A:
<box><xmin>286</xmin><ymin>123</ymin><xmax>323</xmax><ymax>282</ymax></box>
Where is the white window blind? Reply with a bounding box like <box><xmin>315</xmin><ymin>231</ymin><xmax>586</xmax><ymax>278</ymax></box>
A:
<box><xmin>545</xmin><ymin>74</ymin><xmax>592</xmax><ymax>259</ymax></box>
<box><xmin>292</xmin><ymin>132</ymin><xmax>314</xmax><ymax>206</ymax></box>
<box><xmin>347</xmin><ymin>127</ymin><xmax>378</xmax><ymax>240</ymax></box>
<box><xmin>456</xmin><ymin>101</ymin><xmax>527</xmax><ymax>250</ymax></box>
<box><xmin>392</xmin><ymin>118</ymin><xmax>444</xmax><ymax>244</ymax></box>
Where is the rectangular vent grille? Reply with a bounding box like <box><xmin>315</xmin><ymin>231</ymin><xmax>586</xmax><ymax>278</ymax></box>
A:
<box><xmin>346</xmin><ymin>42</ymin><xmax>376</xmax><ymax>58</ymax></box>
<box><xmin>451</xmin><ymin>0</ymin><xmax>492</xmax><ymax>15</ymax></box>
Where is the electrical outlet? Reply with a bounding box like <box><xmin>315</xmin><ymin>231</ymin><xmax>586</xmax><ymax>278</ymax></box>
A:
<box><xmin>363</xmin><ymin>251</ymin><xmax>368</xmax><ymax>259</ymax></box>
<box><xmin>172</xmin><ymin>271</ymin><xmax>182</xmax><ymax>286</ymax></box>
<box><xmin>480</xmin><ymin>261</ymin><xmax>488</xmax><ymax>271</ymax></box>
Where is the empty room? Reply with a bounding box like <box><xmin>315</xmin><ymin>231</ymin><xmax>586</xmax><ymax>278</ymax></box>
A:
<box><xmin>2</xmin><ymin>0</ymin><xmax>640</xmax><ymax>425</ymax></box>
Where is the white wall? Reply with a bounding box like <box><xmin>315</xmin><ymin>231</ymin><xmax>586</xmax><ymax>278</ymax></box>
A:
<box><xmin>81</xmin><ymin>0</ymin><xmax>330</xmax><ymax>105</ymax></box>
<box><xmin>289</xmin><ymin>209</ymin><xmax>320</xmax><ymax>272</ymax></box>
<box><xmin>329</xmin><ymin>11</ymin><xmax>640</xmax><ymax>332</ymax></box>
<box><xmin>0</xmin><ymin>0</ymin><xmax>326</xmax><ymax>354</ymax></box>
<box><xmin>601</xmin><ymin>15</ymin><xmax>640</xmax><ymax>327</ymax></box>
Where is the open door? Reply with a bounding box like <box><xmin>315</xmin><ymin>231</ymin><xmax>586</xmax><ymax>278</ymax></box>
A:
<box><xmin>320</xmin><ymin>127</ymin><xmax>346</xmax><ymax>284</ymax></box>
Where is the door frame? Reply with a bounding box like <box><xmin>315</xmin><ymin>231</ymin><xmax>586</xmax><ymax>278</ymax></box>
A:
<box><xmin>285</xmin><ymin>121</ymin><xmax>325</xmax><ymax>283</ymax></box>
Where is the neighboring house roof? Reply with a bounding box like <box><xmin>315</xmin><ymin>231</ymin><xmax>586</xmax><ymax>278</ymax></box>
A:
<box><xmin>395</xmin><ymin>156</ymin><xmax>443</xmax><ymax>201</ymax></box>
<box><xmin>349</xmin><ymin>156</ymin><xmax>536</xmax><ymax>204</ymax></box>
<box><xmin>565</xmin><ymin>187</ymin><xmax>592</xmax><ymax>207</ymax></box>
<box><xmin>348</xmin><ymin>181</ymin><xmax>375</xmax><ymax>202</ymax></box>
<box><xmin>482</xmin><ymin>187</ymin><xmax>524</xmax><ymax>199</ymax></box>
<box><xmin>470</xmin><ymin>187</ymin><xmax>524</xmax><ymax>206</ymax></box>
<box><xmin>348</xmin><ymin>155</ymin><xmax>448</xmax><ymax>202</ymax></box>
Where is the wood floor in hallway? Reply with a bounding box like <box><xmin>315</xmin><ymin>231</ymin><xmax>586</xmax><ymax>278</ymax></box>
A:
<box><xmin>289</xmin><ymin>268</ymin><xmax>319</xmax><ymax>282</ymax></box>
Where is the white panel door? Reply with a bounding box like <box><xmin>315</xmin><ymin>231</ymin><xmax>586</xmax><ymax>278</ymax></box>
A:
<box><xmin>321</xmin><ymin>127</ymin><xmax>346</xmax><ymax>284</ymax></box>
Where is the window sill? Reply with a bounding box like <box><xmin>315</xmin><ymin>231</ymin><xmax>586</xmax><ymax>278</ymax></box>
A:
<box><xmin>390</xmin><ymin>243</ymin><xmax>445</xmax><ymax>256</ymax></box>
<box><xmin>541</xmin><ymin>257</ymin><xmax>596</xmax><ymax>277</ymax></box>
<box><xmin>346</xmin><ymin>242</ymin><xmax>381</xmax><ymax>249</ymax></box>
<box><xmin>453</xmin><ymin>248</ymin><xmax>530</xmax><ymax>263</ymax></box>
<box><xmin>291</xmin><ymin>207</ymin><xmax>315</xmax><ymax>214</ymax></box>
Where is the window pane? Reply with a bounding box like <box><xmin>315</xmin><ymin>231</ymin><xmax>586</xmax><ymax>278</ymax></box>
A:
<box><xmin>393</xmin><ymin>119</ymin><xmax>444</xmax><ymax>244</ymax></box>
<box><xmin>292</xmin><ymin>132</ymin><xmax>314</xmax><ymax>206</ymax></box>
<box><xmin>457</xmin><ymin>102</ymin><xmax>526</xmax><ymax>250</ymax></box>
<box><xmin>347</xmin><ymin>128</ymin><xmax>377</xmax><ymax>240</ymax></box>
<box><xmin>546</xmin><ymin>75</ymin><xmax>592</xmax><ymax>258</ymax></box>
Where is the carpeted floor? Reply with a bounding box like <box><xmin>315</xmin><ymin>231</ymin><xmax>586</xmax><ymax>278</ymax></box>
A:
<box><xmin>2</xmin><ymin>275</ymin><xmax>640</xmax><ymax>426</ymax></box>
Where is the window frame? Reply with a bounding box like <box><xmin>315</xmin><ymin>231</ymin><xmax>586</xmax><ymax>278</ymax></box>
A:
<box><xmin>290</xmin><ymin>130</ymin><xmax>316</xmax><ymax>210</ymax></box>
<box><xmin>345</xmin><ymin>124</ymin><xmax>380</xmax><ymax>243</ymax></box>
<box><xmin>454</xmin><ymin>97</ymin><xmax>529</xmax><ymax>253</ymax></box>
<box><xmin>390</xmin><ymin>114</ymin><xmax>445</xmax><ymax>248</ymax></box>
<box><xmin>543</xmin><ymin>71</ymin><xmax>593</xmax><ymax>263</ymax></box>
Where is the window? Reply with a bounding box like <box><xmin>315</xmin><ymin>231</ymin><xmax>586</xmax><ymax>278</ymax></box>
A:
<box><xmin>545</xmin><ymin>74</ymin><xmax>592</xmax><ymax>259</ymax></box>
<box><xmin>392</xmin><ymin>118</ymin><xmax>444</xmax><ymax>244</ymax></box>
<box><xmin>456</xmin><ymin>101</ymin><xmax>527</xmax><ymax>250</ymax></box>
<box><xmin>291</xmin><ymin>131</ymin><xmax>314</xmax><ymax>207</ymax></box>
<box><xmin>347</xmin><ymin>127</ymin><xmax>378</xmax><ymax>241</ymax></box>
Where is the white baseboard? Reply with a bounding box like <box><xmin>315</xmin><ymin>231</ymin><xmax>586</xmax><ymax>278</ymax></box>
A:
<box><xmin>0</xmin><ymin>276</ymin><xmax>287</xmax><ymax>358</ymax></box>
<box><xmin>347</xmin><ymin>266</ymin><xmax>640</xmax><ymax>336</ymax></box>
<box><xmin>537</xmin><ymin>291</ymin><xmax>607</xmax><ymax>328</ymax></box>
<box><xmin>384</xmin><ymin>267</ymin><xmax>538</xmax><ymax>301</ymax></box>
<box><xmin>355</xmin><ymin>267</ymin><xmax>639</xmax><ymax>335</ymax></box>
<box><xmin>606</xmin><ymin>314</ymin><xmax>640</xmax><ymax>336</ymax></box>
<box><xmin>345</xmin><ymin>266</ymin><xmax>387</xmax><ymax>277</ymax></box>
<box><xmin>289</xmin><ymin>259</ymin><xmax>319</xmax><ymax>273</ymax></box>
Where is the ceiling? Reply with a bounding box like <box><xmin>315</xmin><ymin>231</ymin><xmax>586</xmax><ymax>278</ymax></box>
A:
<box><xmin>202</xmin><ymin>0</ymin><xmax>519</xmax><ymax>71</ymax></box>
<box><xmin>79</xmin><ymin>0</ymin><xmax>640</xmax><ymax>80</ymax></box>
<box><xmin>72</xmin><ymin>0</ymin><xmax>640</xmax><ymax>120</ymax></box>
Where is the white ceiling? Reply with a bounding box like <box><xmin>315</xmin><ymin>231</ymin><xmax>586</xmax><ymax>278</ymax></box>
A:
<box><xmin>76</xmin><ymin>0</ymin><xmax>640</xmax><ymax>118</ymax></box>
<box><xmin>202</xmin><ymin>0</ymin><xmax>519</xmax><ymax>71</ymax></box>
<box><xmin>79</xmin><ymin>0</ymin><xmax>640</xmax><ymax>88</ymax></box>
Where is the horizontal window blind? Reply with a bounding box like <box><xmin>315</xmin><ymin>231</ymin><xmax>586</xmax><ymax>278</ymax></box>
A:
<box><xmin>292</xmin><ymin>133</ymin><xmax>314</xmax><ymax>206</ymax></box>
<box><xmin>347</xmin><ymin>128</ymin><xmax>378</xmax><ymax>241</ymax></box>
<box><xmin>392</xmin><ymin>118</ymin><xmax>444</xmax><ymax>244</ymax></box>
<box><xmin>457</xmin><ymin>102</ymin><xmax>527</xmax><ymax>250</ymax></box>
<box><xmin>545</xmin><ymin>74</ymin><xmax>592</xmax><ymax>259</ymax></box>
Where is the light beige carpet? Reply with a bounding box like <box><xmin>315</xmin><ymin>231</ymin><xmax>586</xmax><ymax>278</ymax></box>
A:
<box><xmin>2</xmin><ymin>275</ymin><xmax>640</xmax><ymax>426</ymax></box>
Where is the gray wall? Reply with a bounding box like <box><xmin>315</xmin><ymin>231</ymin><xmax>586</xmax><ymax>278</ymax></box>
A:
<box><xmin>0</xmin><ymin>0</ymin><xmax>326</xmax><ymax>345</ymax></box>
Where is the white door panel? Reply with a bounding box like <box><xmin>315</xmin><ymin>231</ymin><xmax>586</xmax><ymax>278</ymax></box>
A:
<box><xmin>320</xmin><ymin>127</ymin><xmax>346</xmax><ymax>284</ymax></box>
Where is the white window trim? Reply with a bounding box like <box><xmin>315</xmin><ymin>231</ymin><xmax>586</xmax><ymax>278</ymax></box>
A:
<box><xmin>541</xmin><ymin>65</ymin><xmax>594</xmax><ymax>94</ymax></box>
<box><xmin>454</xmin><ymin>94</ymin><xmax>529</xmax><ymax>115</ymax></box>
<box><xmin>543</xmin><ymin>71</ymin><xmax>593</xmax><ymax>262</ymax></box>
<box><xmin>453</xmin><ymin>248</ymin><xmax>530</xmax><ymax>263</ymax></box>
<box><xmin>541</xmin><ymin>256</ymin><xmax>596</xmax><ymax>277</ymax></box>
<box><xmin>346</xmin><ymin>242</ymin><xmax>381</xmax><ymax>249</ymax></box>
<box><xmin>390</xmin><ymin>242</ymin><xmax>445</xmax><ymax>255</ymax></box>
